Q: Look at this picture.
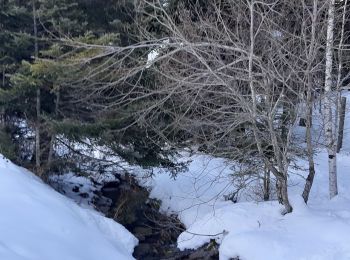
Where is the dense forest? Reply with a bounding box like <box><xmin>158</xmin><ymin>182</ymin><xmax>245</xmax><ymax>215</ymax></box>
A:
<box><xmin>1</xmin><ymin>0</ymin><xmax>350</xmax><ymax>259</ymax></box>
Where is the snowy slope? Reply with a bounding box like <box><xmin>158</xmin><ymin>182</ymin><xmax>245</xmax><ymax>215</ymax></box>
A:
<box><xmin>0</xmin><ymin>155</ymin><xmax>138</xmax><ymax>260</ymax></box>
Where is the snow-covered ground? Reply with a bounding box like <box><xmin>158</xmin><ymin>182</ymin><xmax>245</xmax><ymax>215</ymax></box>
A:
<box><xmin>3</xmin><ymin>92</ymin><xmax>349</xmax><ymax>260</ymax></box>
<box><xmin>144</xmin><ymin>151</ymin><xmax>350</xmax><ymax>260</ymax></box>
<box><xmin>48</xmin><ymin>91</ymin><xmax>350</xmax><ymax>260</ymax></box>
<box><xmin>0</xmin><ymin>155</ymin><xmax>138</xmax><ymax>260</ymax></box>
<box><xmin>141</xmin><ymin>92</ymin><xmax>350</xmax><ymax>260</ymax></box>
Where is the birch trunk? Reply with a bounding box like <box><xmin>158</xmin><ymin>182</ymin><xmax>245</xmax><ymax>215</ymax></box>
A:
<box><xmin>324</xmin><ymin>0</ymin><xmax>337</xmax><ymax>199</ymax></box>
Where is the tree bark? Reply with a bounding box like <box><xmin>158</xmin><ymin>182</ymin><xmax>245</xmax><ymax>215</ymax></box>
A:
<box><xmin>337</xmin><ymin>97</ymin><xmax>346</xmax><ymax>152</ymax></box>
<box><xmin>35</xmin><ymin>88</ymin><xmax>41</xmax><ymax>174</ymax></box>
<box><xmin>335</xmin><ymin>0</ymin><xmax>347</xmax><ymax>154</ymax></box>
<box><xmin>301</xmin><ymin>0</ymin><xmax>318</xmax><ymax>204</ymax></box>
<box><xmin>276</xmin><ymin>176</ymin><xmax>292</xmax><ymax>214</ymax></box>
<box><xmin>302</xmin><ymin>90</ymin><xmax>316</xmax><ymax>203</ymax></box>
<box><xmin>324</xmin><ymin>0</ymin><xmax>338</xmax><ymax>199</ymax></box>
<box><xmin>263</xmin><ymin>167</ymin><xmax>270</xmax><ymax>201</ymax></box>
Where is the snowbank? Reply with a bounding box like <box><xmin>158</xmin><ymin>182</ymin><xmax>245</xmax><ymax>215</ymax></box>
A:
<box><xmin>142</xmin><ymin>92</ymin><xmax>350</xmax><ymax>260</ymax></box>
<box><xmin>145</xmin><ymin>150</ymin><xmax>350</xmax><ymax>260</ymax></box>
<box><xmin>0</xmin><ymin>155</ymin><xmax>138</xmax><ymax>260</ymax></box>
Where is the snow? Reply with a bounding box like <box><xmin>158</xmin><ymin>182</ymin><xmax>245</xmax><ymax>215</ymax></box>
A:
<box><xmin>142</xmin><ymin>92</ymin><xmax>350</xmax><ymax>260</ymax></box>
<box><xmin>146</xmin><ymin>49</ymin><xmax>159</xmax><ymax>68</ymax></box>
<box><xmin>58</xmin><ymin>97</ymin><xmax>350</xmax><ymax>260</ymax></box>
<box><xmin>0</xmin><ymin>155</ymin><xmax>138</xmax><ymax>260</ymax></box>
<box><xmin>6</xmin><ymin>92</ymin><xmax>349</xmax><ymax>260</ymax></box>
<box><xmin>146</xmin><ymin>39</ymin><xmax>170</xmax><ymax>68</ymax></box>
<box><xmin>143</xmin><ymin>149</ymin><xmax>350</xmax><ymax>260</ymax></box>
<box><xmin>146</xmin><ymin>153</ymin><xmax>235</xmax><ymax>226</ymax></box>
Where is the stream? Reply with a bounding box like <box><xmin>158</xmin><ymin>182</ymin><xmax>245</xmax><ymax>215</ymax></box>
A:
<box><xmin>97</xmin><ymin>174</ymin><xmax>220</xmax><ymax>260</ymax></box>
<box><xmin>50</xmin><ymin>172</ymin><xmax>220</xmax><ymax>259</ymax></box>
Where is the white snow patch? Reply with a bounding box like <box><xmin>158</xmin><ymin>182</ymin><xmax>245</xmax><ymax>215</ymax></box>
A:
<box><xmin>144</xmin><ymin>150</ymin><xmax>350</xmax><ymax>260</ymax></box>
<box><xmin>0</xmin><ymin>155</ymin><xmax>138</xmax><ymax>260</ymax></box>
<box><xmin>143</xmin><ymin>92</ymin><xmax>350</xmax><ymax>259</ymax></box>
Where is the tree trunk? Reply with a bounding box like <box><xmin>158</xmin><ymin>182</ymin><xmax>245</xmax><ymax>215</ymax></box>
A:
<box><xmin>33</xmin><ymin>0</ymin><xmax>42</xmax><ymax>176</ymax></box>
<box><xmin>247</xmin><ymin>1</ymin><xmax>292</xmax><ymax>213</ymax></box>
<box><xmin>337</xmin><ymin>97</ymin><xmax>346</xmax><ymax>152</ymax></box>
<box><xmin>335</xmin><ymin>0</ymin><xmax>347</xmax><ymax>154</ymax></box>
<box><xmin>35</xmin><ymin>88</ymin><xmax>41</xmax><ymax>174</ymax></box>
<box><xmin>263</xmin><ymin>167</ymin><xmax>270</xmax><ymax>201</ymax></box>
<box><xmin>276</xmin><ymin>176</ymin><xmax>292</xmax><ymax>214</ymax></box>
<box><xmin>302</xmin><ymin>60</ymin><xmax>316</xmax><ymax>204</ymax></box>
<box><xmin>302</xmin><ymin>98</ymin><xmax>316</xmax><ymax>203</ymax></box>
<box><xmin>301</xmin><ymin>0</ymin><xmax>318</xmax><ymax>204</ymax></box>
<box><xmin>324</xmin><ymin>0</ymin><xmax>338</xmax><ymax>199</ymax></box>
<box><xmin>32</xmin><ymin>0</ymin><xmax>38</xmax><ymax>58</ymax></box>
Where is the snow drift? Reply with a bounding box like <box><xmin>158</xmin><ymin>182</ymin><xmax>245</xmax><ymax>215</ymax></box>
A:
<box><xmin>143</xmin><ymin>93</ymin><xmax>350</xmax><ymax>260</ymax></box>
<box><xmin>146</xmin><ymin>151</ymin><xmax>350</xmax><ymax>260</ymax></box>
<box><xmin>0</xmin><ymin>155</ymin><xmax>138</xmax><ymax>260</ymax></box>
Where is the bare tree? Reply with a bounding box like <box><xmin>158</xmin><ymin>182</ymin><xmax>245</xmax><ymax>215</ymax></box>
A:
<box><xmin>301</xmin><ymin>0</ymin><xmax>326</xmax><ymax>203</ymax></box>
<box><xmin>56</xmin><ymin>0</ymin><xmax>350</xmax><ymax>211</ymax></box>
<box><xmin>70</xmin><ymin>0</ymin><xmax>309</xmax><ymax>213</ymax></box>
